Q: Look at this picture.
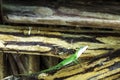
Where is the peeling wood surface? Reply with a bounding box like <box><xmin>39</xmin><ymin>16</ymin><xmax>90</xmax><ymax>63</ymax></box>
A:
<box><xmin>1</xmin><ymin>0</ymin><xmax>120</xmax><ymax>79</ymax></box>
<box><xmin>0</xmin><ymin>25</ymin><xmax>120</xmax><ymax>59</ymax></box>
<box><xmin>0</xmin><ymin>24</ymin><xmax>120</xmax><ymax>79</ymax></box>
<box><xmin>1</xmin><ymin>0</ymin><xmax>120</xmax><ymax>29</ymax></box>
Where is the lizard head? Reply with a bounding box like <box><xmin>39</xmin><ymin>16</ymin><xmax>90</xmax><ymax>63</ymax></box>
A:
<box><xmin>76</xmin><ymin>46</ymin><xmax>88</xmax><ymax>58</ymax></box>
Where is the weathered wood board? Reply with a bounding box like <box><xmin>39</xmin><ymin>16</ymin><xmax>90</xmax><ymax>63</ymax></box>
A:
<box><xmin>0</xmin><ymin>0</ymin><xmax>120</xmax><ymax>79</ymax></box>
<box><xmin>0</xmin><ymin>53</ymin><xmax>4</xmax><ymax>80</ymax></box>
<box><xmin>0</xmin><ymin>24</ymin><xmax>120</xmax><ymax>59</ymax></box>
<box><xmin>28</xmin><ymin>55</ymin><xmax>40</xmax><ymax>74</ymax></box>
<box><xmin>1</xmin><ymin>0</ymin><xmax>120</xmax><ymax>29</ymax></box>
<box><xmin>0</xmin><ymin>24</ymin><xmax>120</xmax><ymax>80</ymax></box>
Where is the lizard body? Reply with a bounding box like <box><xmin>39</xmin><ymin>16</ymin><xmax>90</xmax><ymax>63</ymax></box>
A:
<box><xmin>11</xmin><ymin>46</ymin><xmax>88</xmax><ymax>80</ymax></box>
<box><xmin>33</xmin><ymin>46</ymin><xmax>88</xmax><ymax>79</ymax></box>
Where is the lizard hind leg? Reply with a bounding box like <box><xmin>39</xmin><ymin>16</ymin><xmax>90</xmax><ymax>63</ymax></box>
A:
<box><xmin>73</xmin><ymin>59</ymin><xmax>79</xmax><ymax>64</ymax></box>
<box><xmin>73</xmin><ymin>59</ymin><xmax>83</xmax><ymax>67</ymax></box>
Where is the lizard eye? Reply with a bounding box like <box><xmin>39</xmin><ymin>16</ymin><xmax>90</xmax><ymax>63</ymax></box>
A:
<box><xmin>75</xmin><ymin>48</ymin><xmax>79</xmax><ymax>50</ymax></box>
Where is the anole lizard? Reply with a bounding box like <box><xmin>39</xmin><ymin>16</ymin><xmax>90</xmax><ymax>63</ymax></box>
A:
<box><xmin>4</xmin><ymin>46</ymin><xmax>88</xmax><ymax>80</ymax></box>
<box><xmin>29</xmin><ymin>46</ymin><xmax>88</xmax><ymax>79</ymax></box>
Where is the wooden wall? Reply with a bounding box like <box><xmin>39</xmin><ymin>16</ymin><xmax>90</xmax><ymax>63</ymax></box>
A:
<box><xmin>0</xmin><ymin>24</ymin><xmax>120</xmax><ymax>79</ymax></box>
<box><xmin>0</xmin><ymin>0</ymin><xmax>120</xmax><ymax>79</ymax></box>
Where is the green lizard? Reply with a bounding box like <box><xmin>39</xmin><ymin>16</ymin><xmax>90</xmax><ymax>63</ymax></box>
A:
<box><xmin>8</xmin><ymin>46</ymin><xmax>88</xmax><ymax>80</ymax></box>
<box><xmin>28</xmin><ymin>46</ymin><xmax>88</xmax><ymax>79</ymax></box>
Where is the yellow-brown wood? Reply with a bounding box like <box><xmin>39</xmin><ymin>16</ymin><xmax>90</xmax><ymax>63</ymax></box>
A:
<box><xmin>38</xmin><ymin>49</ymin><xmax>120</xmax><ymax>80</ymax></box>
<box><xmin>28</xmin><ymin>55</ymin><xmax>40</xmax><ymax>74</ymax></box>
<box><xmin>1</xmin><ymin>1</ymin><xmax>120</xmax><ymax>79</ymax></box>
<box><xmin>0</xmin><ymin>52</ymin><xmax>4</xmax><ymax>79</ymax></box>
<box><xmin>0</xmin><ymin>24</ymin><xmax>120</xmax><ymax>80</ymax></box>
<box><xmin>0</xmin><ymin>25</ymin><xmax>120</xmax><ymax>59</ymax></box>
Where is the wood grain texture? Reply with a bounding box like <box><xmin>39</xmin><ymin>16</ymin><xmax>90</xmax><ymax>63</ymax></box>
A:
<box><xmin>1</xmin><ymin>0</ymin><xmax>120</xmax><ymax>29</ymax></box>
<box><xmin>0</xmin><ymin>24</ymin><xmax>120</xmax><ymax>79</ymax></box>
<box><xmin>38</xmin><ymin>49</ymin><xmax>120</xmax><ymax>80</ymax></box>
<box><xmin>28</xmin><ymin>55</ymin><xmax>40</xmax><ymax>74</ymax></box>
<box><xmin>1</xmin><ymin>1</ymin><xmax>120</xmax><ymax>79</ymax></box>
<box><xmin>0</xmin><ymin>24</ymin><xmax>120</xmax><ymax>59</ymax></box>
<box><xmin>0</xmin><ymin>53</ymin><xmax>4</xmax><ymax>79</ymax></box>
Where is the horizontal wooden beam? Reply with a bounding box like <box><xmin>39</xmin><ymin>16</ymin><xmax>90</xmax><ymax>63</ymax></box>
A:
<box><xmin>2</xmin><ymin>0</ymin><xmax>120</xmax><ymax>29</ymax></box>
<box><xmin>0</xmin><ymin>25</ymin><xmax>120</xmax><ymax>59</ymax></box>
<box><xmin>4</xmin><ymin>15</ymin><xmax>120</xmax><ymax>29</ymax></box>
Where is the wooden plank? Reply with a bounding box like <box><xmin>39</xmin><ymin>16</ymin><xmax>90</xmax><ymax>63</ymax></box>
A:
<box><xmin>7</xmin><ymin>54</ymin><xmax>19</xmax><ymax>75</ymax></box>
<box><xmin>0</xmin><ymin>52</ymin><xmax>4</xmax><ymax>79</ymax></box>
<box><xmin>0</xmin><ymin>25</ymin><xmax>120</xmax><ymax>59</ymax></box>
<box><xmin>12</xmin><ymin>54</ymin><xmax>27</xmax><ymax>74</ymax></box>
<box><xmin>2</xmin><ymin>0</ymin><xmax>120</xmax><ymax>29</ymax></box>
<box><xmin>3</xmin><ymin>11</ymin><xmax>120</xmax><ymax>29</ymax></box>
<box><xmin>28</xmin><ymin>55</ymin><xmax>40</xmax><ymax>74</ymax></box>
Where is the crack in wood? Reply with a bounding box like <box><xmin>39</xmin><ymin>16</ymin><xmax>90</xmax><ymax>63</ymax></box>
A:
<box><xmin>4</xmin><ymin>41</ymin><xmax>75</xmax><ymax>55</ymax></box>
